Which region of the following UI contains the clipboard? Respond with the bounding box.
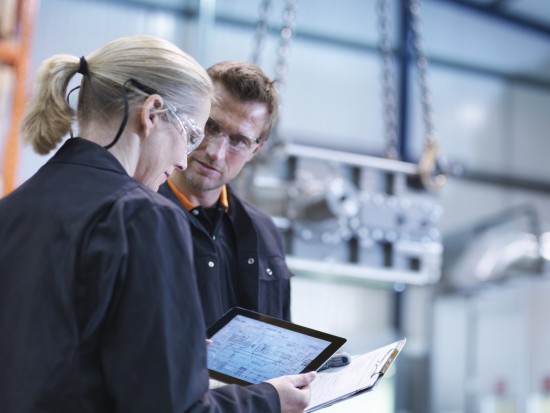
[306,338,406,412]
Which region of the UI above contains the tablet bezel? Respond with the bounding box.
[207,307,347,386]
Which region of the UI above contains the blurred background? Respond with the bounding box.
[2,0,550,412]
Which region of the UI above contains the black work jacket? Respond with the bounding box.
[0,138,279,413]
[159,183,292,328]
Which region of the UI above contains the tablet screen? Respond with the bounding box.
[207,307,347,385]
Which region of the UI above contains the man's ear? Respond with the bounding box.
[140,94,164,136]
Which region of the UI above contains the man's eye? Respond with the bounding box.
[229,136,250,148]
[205,120,220,134]
[189,133,199,145]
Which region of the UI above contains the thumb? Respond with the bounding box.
[290,371,317,388]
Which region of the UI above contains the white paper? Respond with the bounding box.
[306,339,406,412]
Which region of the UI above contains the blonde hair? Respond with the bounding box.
[22,35,212,154]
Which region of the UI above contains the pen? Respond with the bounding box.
[318,352,351,371]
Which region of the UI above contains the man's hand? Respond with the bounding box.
[267,371,317,413]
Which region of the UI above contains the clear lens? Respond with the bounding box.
[182,116,205,154]
[204,117,261,154]
[165,103,205,154]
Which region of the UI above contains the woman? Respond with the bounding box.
[0,35,314,413]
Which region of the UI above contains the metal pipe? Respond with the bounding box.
[285,143,419,175]
[286,256,440,286]
[398,0,412,162]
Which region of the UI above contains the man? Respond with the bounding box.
[159,61,292,328]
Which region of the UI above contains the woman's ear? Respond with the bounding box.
[140,94,164,136]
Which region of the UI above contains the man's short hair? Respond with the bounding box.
[207,61,278,141]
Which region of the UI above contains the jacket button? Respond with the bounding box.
[208,261,215,268]
[248,258,254,264]
[266,268,273,275]
[192,210,199,216]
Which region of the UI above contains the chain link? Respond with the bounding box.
[250,0,272,65]
[376,0,440,154]
[274,0,297,96]
[409,0,448,188]
[376,0,400,160]
[250,0,297,94]
[409,0,438,147]
[244,0,297,166]
[376,0,446,189]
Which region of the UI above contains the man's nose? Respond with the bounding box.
[205,135,228,161]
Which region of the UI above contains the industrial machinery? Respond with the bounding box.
[240,0,447,286]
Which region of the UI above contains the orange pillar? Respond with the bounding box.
[1,0,40,196]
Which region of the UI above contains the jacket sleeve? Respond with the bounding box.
[85,199,280,413]
[187,383,280,413]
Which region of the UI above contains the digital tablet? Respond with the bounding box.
[206,307,347,386]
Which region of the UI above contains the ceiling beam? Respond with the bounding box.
[432,0,550,38]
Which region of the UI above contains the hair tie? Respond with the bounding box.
[77,56,88,76]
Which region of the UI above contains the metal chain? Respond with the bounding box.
[250,0,272,65]
[243,0,297,170]
[376,0,400,160]
[409,0,447,188]
[376,0,446,188]
[274,0,297,96]
[409,0,437,148]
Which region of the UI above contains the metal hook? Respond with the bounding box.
[418,140,447,190]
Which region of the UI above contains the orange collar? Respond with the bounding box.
[167,178,229,211]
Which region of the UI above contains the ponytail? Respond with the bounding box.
[21,55,80,154]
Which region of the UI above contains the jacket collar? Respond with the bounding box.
[165,178,229,212]
[48,137,127,175]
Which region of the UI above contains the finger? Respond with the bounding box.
[289,371,317,387]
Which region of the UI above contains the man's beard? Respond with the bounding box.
[182,167,224,192]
